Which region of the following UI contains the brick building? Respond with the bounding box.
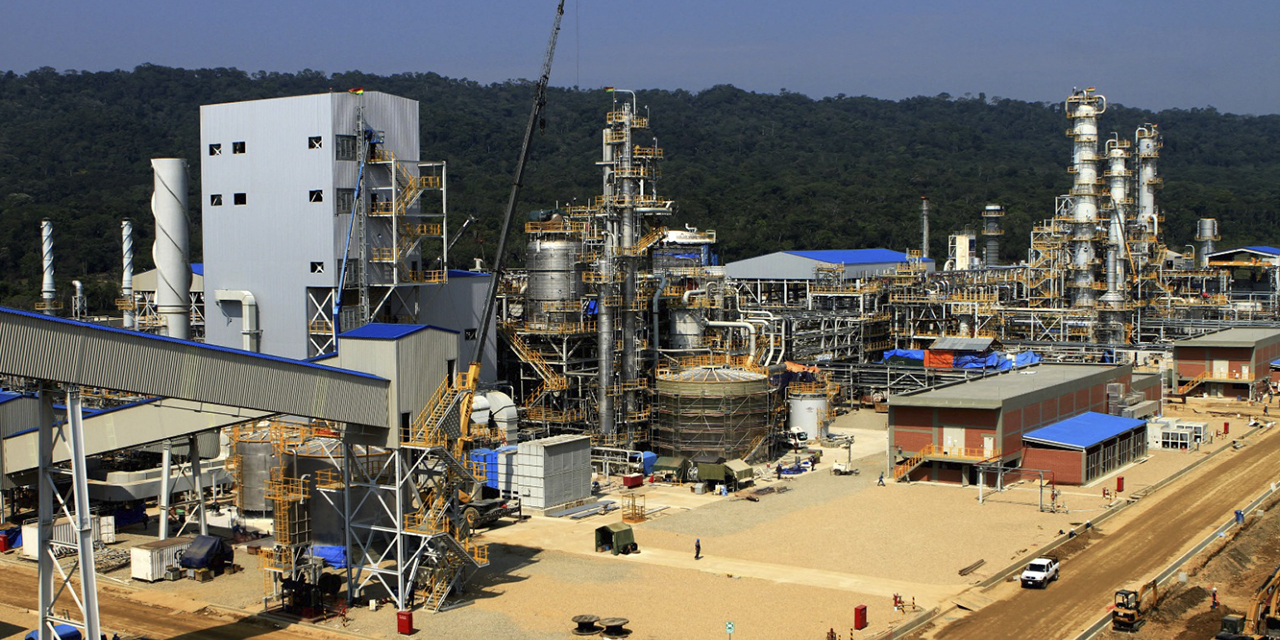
[1022,413,1147,485]
[889,364,1159,485]
[1173,328,1280,399]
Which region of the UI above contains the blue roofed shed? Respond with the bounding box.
[1022,412,1147,485]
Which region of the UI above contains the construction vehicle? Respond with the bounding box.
[830,463,859,476]
[1112,579,1158,631]
[1217,564,1280,639]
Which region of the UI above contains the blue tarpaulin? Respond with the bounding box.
[310,545,347,568]
[882,349,925,363]
[884,349,1040,370]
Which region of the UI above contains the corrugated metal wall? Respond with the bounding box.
[0,311,389,427]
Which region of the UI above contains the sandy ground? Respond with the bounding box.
[1,400,1265,640]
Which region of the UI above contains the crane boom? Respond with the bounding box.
[469,0,565,374]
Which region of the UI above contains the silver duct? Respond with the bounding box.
[920,197,930,259]
[151,158,191,340]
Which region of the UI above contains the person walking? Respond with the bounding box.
[877,472,886,486]
[695,538,701,560]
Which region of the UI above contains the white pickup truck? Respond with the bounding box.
[1020,555,1060,588]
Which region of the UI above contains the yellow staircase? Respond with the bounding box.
[1177,371,1209,396]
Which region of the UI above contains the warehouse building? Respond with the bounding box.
[726,249,934,282]
[1173,328,1280,398]
[889,364,1158,484]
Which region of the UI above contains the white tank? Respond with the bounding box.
[788,392,827,441]
[669,309,704,349]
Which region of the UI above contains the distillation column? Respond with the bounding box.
[1134,125,1162,269]
[617,104,640,440]
[1099,136,1131,342]
[981,204,1003,267]
[1195,218,1219,268]
[1065,89,1106,308]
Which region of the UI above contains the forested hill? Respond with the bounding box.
[2,65,1278,311]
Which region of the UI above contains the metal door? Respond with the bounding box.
[1213,359,1228,379]
[983,435,995,459]
[943,427,964,456]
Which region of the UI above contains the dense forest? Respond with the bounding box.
[1,65,1278,312]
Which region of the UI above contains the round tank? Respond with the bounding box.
[235,436,274,513]
[1195,218,1218,240]
[788,392,827,441]
[526,239,582,322]
[669,309,704,349]
[653,366,774,461]
[287,438,393,547]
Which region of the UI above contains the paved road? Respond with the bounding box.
[931,427,1280,639]
[0,562,348,640]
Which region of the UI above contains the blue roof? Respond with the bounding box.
[1271,357,1280,368]
[783,249,935,265]
[191,263,204,276]
[1242,246,1280,256]
[0,306,386,382]
[340,323,430,340]
[0,390,29,406]
[1023,412,1145,451]
[447,269,489,278]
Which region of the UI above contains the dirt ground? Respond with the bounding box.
[2,399,1269,640]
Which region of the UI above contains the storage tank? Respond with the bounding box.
[653,366,774,461]
[288,438,391,547]
[234,432,274,514]
[1194,218,1219,267]
[788,389,828,441]
[526,238,582,323]
[668,309,704,349]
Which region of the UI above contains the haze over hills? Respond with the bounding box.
[1,65,1277,312]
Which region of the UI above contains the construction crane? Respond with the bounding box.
[1218,565,1280,639]
[466,0,565,390]
[1111,579,1158,632]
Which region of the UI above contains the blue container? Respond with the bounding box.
[470,449,497,489]
[641,451,658,475]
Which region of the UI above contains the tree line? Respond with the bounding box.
[1,65,1277,313]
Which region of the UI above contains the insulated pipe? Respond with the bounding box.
[122,220,135,329]
[189,435,207,537]
[151,158,191,340]
[214,289,261,352]
[159,440,172,540]
[706,321,757,362]
[40,219,55,315]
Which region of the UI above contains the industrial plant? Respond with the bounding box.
[4,60,1280,640]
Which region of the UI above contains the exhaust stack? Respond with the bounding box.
[981,204,1004,267]
[122,220,135,329]
[39,219,58,315]
[151,158,191,340]
[920,197,930,258]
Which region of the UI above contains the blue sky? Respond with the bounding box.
[3,0,1276,115]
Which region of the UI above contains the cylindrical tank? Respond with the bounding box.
[653,366,774,461]
[669,309,704,349]
[788,391,827,441]
[289,439,392,547]
[1195,218,1218,265]
[525,238,582,323]
[235,435,274,514]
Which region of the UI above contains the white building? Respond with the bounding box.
[200,91,450,358]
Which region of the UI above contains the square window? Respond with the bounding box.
[208,143,222,156]
[233,193,247,205]
[309,189,324,203]
[310,262,326,274]
[335,188,355,214]
[232,141,246,154]
[335,135,357,161]
[308,136,323,149]
[210,194,223,206]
